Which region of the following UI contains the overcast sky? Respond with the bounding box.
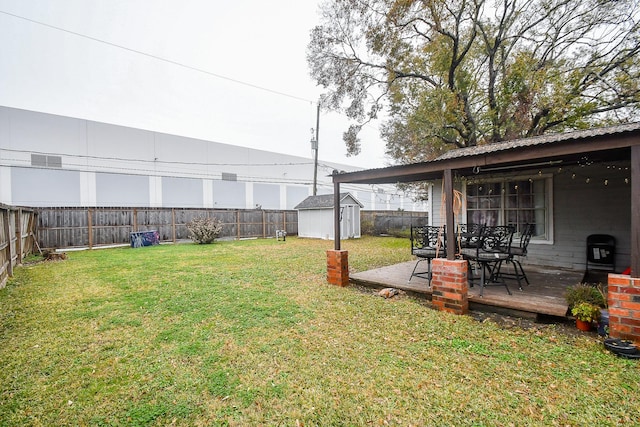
[0,0,388,169]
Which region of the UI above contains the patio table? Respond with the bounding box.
[460,225,515,296]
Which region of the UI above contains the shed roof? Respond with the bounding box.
[294,193,363,210]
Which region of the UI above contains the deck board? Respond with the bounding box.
[350,262,585,317]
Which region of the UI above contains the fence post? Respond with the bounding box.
[262,210,266,238]
[171,208,176,243]
[88,208,93,249]
[3,207,12,278]
[30,210,38,255]
[133,208,138,232]
[236,210,240,240]
[15,208,23,264]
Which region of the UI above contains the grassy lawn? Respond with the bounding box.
[1,236,638,426]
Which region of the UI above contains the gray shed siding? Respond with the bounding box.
[296,193,362,239]
[298,208,334,239]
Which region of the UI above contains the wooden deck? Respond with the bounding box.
[350,261,586,318]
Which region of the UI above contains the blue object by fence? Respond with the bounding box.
[130,230,160,248]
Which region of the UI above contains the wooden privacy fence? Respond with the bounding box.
[360,210,428,235]
[37,207,299,250]
[0,204,38,288]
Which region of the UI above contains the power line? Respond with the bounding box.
[0,9,315,105]
[0,147,314,167]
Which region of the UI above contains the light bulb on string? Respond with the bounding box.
[586,177,590,184]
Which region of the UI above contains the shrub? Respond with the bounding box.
[571,301,601,323]
[565,283,606,309]
[361,219,375,236]
[186,217,223,244]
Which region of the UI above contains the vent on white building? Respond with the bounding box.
[31,154,62,168]
[221,172,237,181]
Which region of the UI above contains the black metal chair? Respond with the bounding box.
[498,223,534,289]
[583,234,616,283]
[409,225,446,286]
[461,225,515,296]
[455,223,483,254]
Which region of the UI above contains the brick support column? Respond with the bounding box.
[608,273,640,345]
[431,258,468,315]
[327,250,349,287]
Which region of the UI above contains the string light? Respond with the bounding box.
[553,160,631,187]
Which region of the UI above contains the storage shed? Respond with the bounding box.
[295,193,363,240]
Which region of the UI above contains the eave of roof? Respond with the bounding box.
[333,123,640,185]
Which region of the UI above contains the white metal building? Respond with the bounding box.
[0,106,426,211]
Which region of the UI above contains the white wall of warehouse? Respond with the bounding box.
[0,106,427,211]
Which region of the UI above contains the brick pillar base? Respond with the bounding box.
[327,250,349,287]
[608,273,640,345]
[431,258,468,315]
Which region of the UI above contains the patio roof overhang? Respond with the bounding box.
[331,123,640,277]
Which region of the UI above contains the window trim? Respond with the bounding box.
[462,173,554,245]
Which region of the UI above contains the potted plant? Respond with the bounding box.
[571,302,601,331]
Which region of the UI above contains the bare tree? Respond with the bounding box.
[308,0,640,162]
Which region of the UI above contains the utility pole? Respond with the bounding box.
[311,101,320,196]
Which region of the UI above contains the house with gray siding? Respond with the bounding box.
[334,123,639,273]
[329,122,640,343]
[425,164,630,272]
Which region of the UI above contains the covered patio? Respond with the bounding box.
[328,123,640,343]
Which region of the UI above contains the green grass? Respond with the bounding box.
[0,236,638,426]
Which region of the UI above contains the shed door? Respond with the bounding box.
[341,205,357,238]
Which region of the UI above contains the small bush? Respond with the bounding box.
[565,283,606,309]
[186,217,223,244]
[361,219,375,236]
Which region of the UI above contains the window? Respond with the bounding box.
[466,176,551,241]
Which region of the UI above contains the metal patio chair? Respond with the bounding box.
[409,225,446,286]
[461,225,515,296]
[497,223,535,289]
